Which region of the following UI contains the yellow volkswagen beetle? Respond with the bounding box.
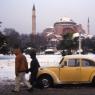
[37,54,95,88]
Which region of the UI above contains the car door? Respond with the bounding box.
[81,59,95,82]
[60,59,81,82]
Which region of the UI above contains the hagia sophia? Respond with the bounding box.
[42,17,85,47]
[32,5,85,47]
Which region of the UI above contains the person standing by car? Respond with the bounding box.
[28,49,40,88]
[12,47,32,92]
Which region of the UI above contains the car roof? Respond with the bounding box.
[64,54,95,61]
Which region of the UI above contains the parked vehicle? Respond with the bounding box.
[37,54,95,88]
[44,49,55,54]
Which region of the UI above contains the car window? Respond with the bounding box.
[82,59,95,67]
[66,59,80,67]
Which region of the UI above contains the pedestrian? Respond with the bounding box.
[28,49,40,88]
[12,47,33,92]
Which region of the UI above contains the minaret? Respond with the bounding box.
[32,4,36,35]
[87,17,90,35]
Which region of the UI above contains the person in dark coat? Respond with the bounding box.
[29,49,40,88]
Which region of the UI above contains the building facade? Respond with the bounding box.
[43,17,85,48]
[54,17,85,35]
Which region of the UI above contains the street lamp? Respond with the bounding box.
[78,24,83,54]
[79,32,82,54]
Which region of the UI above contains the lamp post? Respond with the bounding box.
[78,24,82,54]
[79,32,82,54]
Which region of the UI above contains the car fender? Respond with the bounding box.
[37,68,61,84]
[89,71,95,82]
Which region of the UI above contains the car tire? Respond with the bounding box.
[92,76,95,86]
[37,75,53,88]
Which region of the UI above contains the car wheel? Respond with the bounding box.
[37,75,53,88]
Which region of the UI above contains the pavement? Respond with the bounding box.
[0,80,95,95]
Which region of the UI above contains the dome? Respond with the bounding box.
[54,17,76,26]
[59,17,74,22]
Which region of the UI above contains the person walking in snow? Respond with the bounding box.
[12,47,33,92]
[28,49,40,88]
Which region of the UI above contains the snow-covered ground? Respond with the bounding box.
[0,54,62,82]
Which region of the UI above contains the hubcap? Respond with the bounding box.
[42,79,49,88]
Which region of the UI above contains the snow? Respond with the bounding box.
[0,55,15,81]
[0,54,62,82]
[59,17,74,22]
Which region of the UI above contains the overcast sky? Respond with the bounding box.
[0,0,95,35]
